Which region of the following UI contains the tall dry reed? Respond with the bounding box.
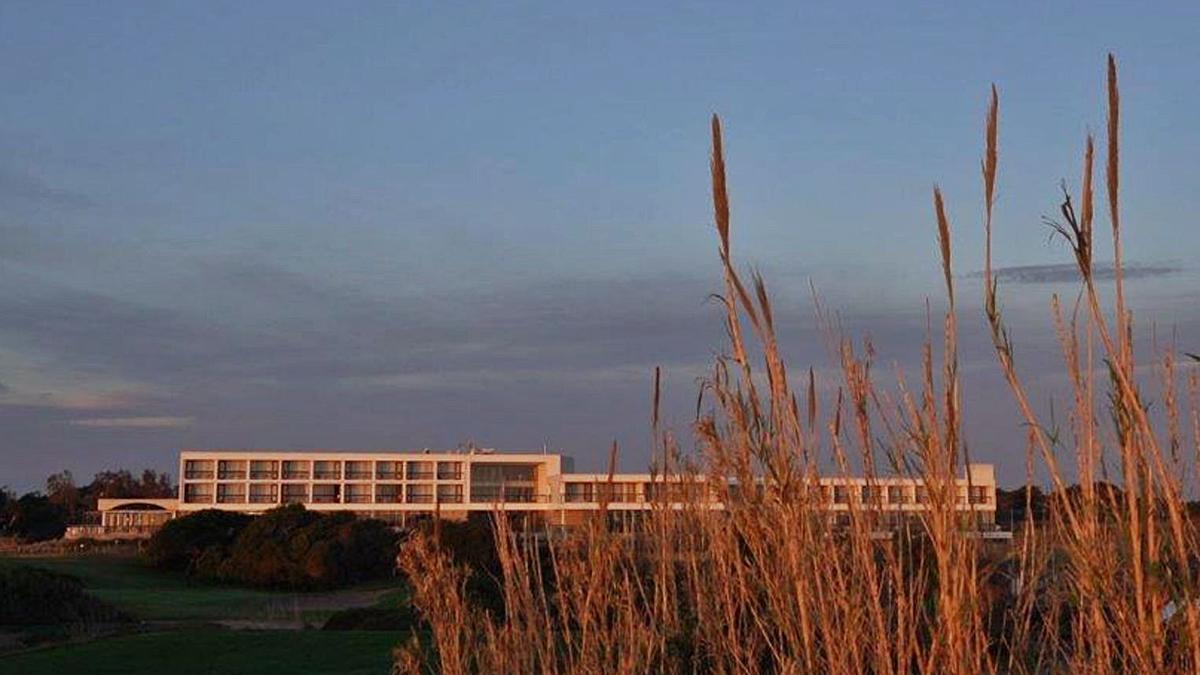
[394,55,1200,674]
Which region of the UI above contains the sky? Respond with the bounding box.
[1,2,1198,491]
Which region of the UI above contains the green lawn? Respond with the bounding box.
[0,629,398,675]
[0,554,290,621]
[0,554,406,623]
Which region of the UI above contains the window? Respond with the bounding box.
[916,486,930,504]
[217,484,246,503]
[437,461,463,480]
[185,460,214,480]
[470,464,535,483]
[503,486,535,503]
[345,461,372,480]
[375,484,402,504]
[833,486,850,504]
[887,486,907,504]
[312,484,341,503]
[184,484,214,504]
[407,484,434,504]
[471,485,502,502]
[250,460,278,480]
[437,484,463,503]
[565,482,594,503]
[282,461,310,480]
[218,460,247,480]
[345,484,372,503]
[249,484,278,504]
[282,484,309,504]
[597,482,637,502]
[314,461,341,480]
[407,461,434,480]
[375,461,401,480]
[969,486,989,505]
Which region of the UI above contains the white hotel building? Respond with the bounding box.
[85,449,1001,538]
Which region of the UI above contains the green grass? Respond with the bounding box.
[0,555,287,621]
[0,554,407,623]
[0,629,398,675]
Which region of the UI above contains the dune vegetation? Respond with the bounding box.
[393,55,1200,674]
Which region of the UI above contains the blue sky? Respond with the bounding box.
[1,2,1198,490]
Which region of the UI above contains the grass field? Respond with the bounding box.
[0,554,404,623]
[0,553,407,673]
[0,628,398,675]
[0,554,300,621]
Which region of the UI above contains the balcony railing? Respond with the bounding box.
[218,471,247,480]
[282,471,310,480]
[185,470,214,480]
[250,471,279,480]
[249,493,278,504]
[345,471,373,480]
[407,471,434,480]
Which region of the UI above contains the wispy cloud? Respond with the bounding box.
[68,416,193,429]
[969,262,1183,284]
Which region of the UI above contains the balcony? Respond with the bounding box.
[374,490,403,504]
[406,488,435,504]
[437,462,464,480]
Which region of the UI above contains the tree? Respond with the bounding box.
[145,508,252,572]
[149,504,400,589]
[46,470,83,522]
[1,493,67,542]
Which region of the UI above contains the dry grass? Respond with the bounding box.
[393,55,1200,674]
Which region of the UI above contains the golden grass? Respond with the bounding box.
[394,55,1200,674]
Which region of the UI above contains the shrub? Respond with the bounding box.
[0,567,129,626]
[148,504,400,590]
[145,508,252,572]
[0,493,67,542]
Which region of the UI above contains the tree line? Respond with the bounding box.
[1,468,174,541]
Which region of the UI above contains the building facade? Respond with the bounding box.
[86,449,1002,537]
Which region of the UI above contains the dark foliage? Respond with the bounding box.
[995,486,1049,528]
[45,468,175,524]
[322,605,422,631]
[147,504,399,590]
[0,468,176,543]
[144,508,253,572]
[430,514,507,617]
[0,492,68,542]
[0,566,130,626]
